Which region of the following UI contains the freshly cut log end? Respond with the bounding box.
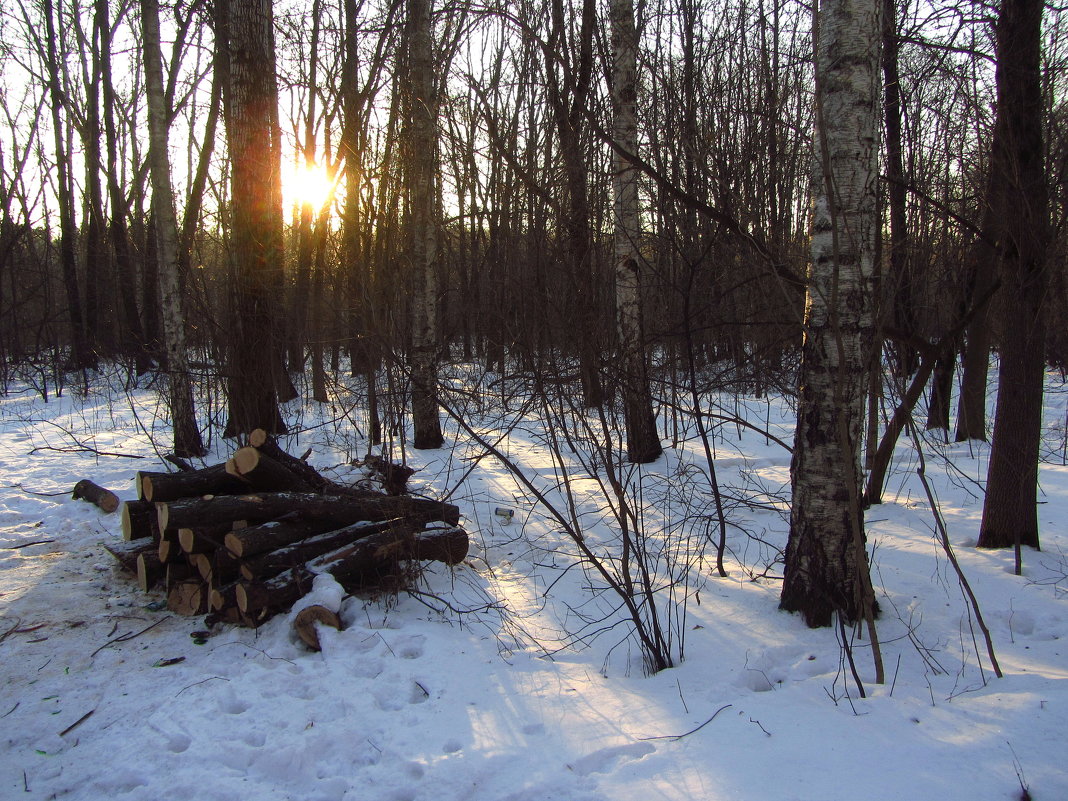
[137,551,164,592]
[193,549,241,585]
[72,479,120,513]
[226,447,314,494]
[121,500,159,541]
[210,583,239,612]
[168,579,209,616]
[293,604,342,651]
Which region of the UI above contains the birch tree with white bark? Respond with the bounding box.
[780,0,882,629]
[141,0,205,457]
[407,0,444,450]
[610,0,661,464]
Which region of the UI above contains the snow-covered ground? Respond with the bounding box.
[1,365,1065,801]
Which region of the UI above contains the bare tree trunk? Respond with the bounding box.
[547,0,603,408]
[141,0,206,457]
[219,0,287,437]
[287,0,323,375]
[882,0,916,378]
[780,0,881,628]
[98,0,150,372]
[611,0,661,464]
[42,0,92,370]
[979,0,1050,551]
[407,0,443,449]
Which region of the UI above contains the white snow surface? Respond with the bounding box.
[1,367,1065,801]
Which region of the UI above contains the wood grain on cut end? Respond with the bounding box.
[293,604,342,651]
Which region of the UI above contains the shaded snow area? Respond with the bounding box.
[1,367,1066,801]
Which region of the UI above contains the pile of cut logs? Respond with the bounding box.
[103,430,467,628]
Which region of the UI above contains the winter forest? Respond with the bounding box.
[1,0,1067,798]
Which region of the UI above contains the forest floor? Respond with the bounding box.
[0,363,1065,801]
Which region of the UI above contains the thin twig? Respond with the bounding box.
[176,676,230,697]
[906,419,1002,678]
[91,618,167,657]
[2,540,55,549]
[638,704,732,741]
[58,709,94,737]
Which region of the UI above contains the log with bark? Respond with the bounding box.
[293,605,341,651]
[109,435,469,626]
[177,520,245,555]
[121,500,160,541]
[223,515,341,559]
[72,479,120,513]
[226,447,314,494]
[102,539,158,574]
[248,429,380,498]
[237,525,468,620]
[191,549,242,586]
[137,550,165,592]
[136,464,249,502]
[238,518,414,582]
[156,491,460,532]
[363,455,416,496]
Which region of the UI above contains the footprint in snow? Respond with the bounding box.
[393,634,426,659]
[568,742,656,777]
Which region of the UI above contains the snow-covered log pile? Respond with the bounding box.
[102,431,466,628]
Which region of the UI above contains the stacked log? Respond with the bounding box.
[104,432,467,627]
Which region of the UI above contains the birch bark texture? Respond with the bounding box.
[140,0,206,457]
[610,0,661,464]
[407,0,444,450]
[780,0,881,627]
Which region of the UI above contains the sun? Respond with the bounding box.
[285,162,336,211]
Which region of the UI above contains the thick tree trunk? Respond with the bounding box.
[611,0,662,464]
[219,0,288,437]
[780,0,882,628]
[978,0,1050,551]
[925,353,954,432]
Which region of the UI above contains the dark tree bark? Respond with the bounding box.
[219,0,288,437]
[42,0,93,370]
[978,0,1050,551]
[98,0,150,372]
[882,0,916,378]
[546,0,604,408]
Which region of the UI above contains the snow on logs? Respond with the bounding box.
[105,433,467,628]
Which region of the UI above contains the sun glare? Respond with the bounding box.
[285,162,336,211]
